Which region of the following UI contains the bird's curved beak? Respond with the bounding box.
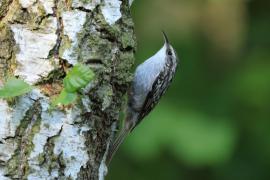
[162,31,170,45]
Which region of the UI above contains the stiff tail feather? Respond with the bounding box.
[106,128,129,165]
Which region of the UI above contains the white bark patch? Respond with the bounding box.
[101,0,122,25]
[19,0,54,14]
[39,0,54,14]
[54,124,90,179]
[72,0,101,10]
[0,92,37,141]
[29,109,65,159]
[0,140,17,162]
[0,100,15,164]
[28,170,57,180]
[28,100,65,179]
[0,90,40,176]
[0,100,12,140]
[27,101,89,179]
[0,169,10,180]
[19,0,36,8]
[11,18,58,84]
[61,10,87,65]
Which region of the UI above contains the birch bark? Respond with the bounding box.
[0,0,135,179]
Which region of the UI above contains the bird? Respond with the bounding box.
[106,32,179,164]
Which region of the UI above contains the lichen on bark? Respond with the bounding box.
[0,0,136,179]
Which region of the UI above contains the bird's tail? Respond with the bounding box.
[106,128,129,165]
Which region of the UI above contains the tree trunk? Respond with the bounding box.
[0,0,136,179]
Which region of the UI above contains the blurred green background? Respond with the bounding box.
[108,0,270,179]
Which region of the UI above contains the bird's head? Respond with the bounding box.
[162,31,178,62]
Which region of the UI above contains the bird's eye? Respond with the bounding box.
[167,50,173,56]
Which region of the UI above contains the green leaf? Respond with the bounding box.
[63,64,95,92]
[51,64,94,107]
[52,89,77,106]
[0,77,33,98]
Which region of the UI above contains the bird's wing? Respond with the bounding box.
[136,55,177,126]
[136,69,168,124]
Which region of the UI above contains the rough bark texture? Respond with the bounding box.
[0,0,136,179]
